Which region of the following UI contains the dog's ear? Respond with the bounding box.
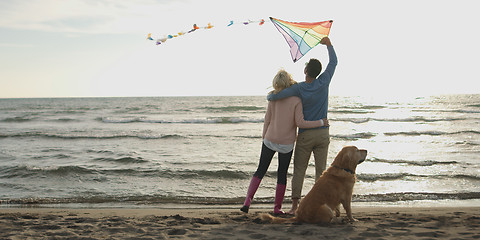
[333,147,350,168]
[340,149,351,168]
[332,148,345,166]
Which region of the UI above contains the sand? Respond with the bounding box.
[0,206,479,239]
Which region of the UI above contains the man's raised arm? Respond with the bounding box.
[320,37,337,81]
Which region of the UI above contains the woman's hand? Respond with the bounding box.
[322,118,329,127]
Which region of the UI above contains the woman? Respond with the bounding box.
[240,69,329,214]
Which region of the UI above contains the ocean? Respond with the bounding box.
[0,95,479,208]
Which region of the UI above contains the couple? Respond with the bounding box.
[241,37,337,215]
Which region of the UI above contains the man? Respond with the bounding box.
[267,37,337,214]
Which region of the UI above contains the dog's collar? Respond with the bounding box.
[333,165,355,174]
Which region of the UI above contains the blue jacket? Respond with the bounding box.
[267,45,337,133]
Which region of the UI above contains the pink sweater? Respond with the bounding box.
[263,96,324,145]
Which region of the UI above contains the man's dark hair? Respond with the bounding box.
[305,58,322,78]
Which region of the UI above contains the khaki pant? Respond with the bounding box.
[291,128,330,199]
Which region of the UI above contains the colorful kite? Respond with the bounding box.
[270,17,333,63]
[147,17,332,63]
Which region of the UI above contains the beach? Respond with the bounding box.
[1,206,479,239]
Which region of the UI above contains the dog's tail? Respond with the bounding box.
[259,213,297,224]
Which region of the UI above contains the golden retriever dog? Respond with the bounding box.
[261,146,367,224]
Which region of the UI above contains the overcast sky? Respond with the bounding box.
[1,0,479,98]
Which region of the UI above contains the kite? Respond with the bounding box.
[147,17,333,63]
[270,17,333,63]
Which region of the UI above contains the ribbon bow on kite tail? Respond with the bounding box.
[269,17,333,63]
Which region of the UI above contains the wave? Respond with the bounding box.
[53,118,80,122]
[113,107,143,114]
[2,115,264,125]
[384,130,480,136]
[201,106,264,112]
[99,169,252,180]
[0,165,98,178]
[456,141,480,146]
[1,130,477,142]
[412,109,480,114]
[52,110,89,114]
[377,117,470,122]
[3,164,478,183]
[171,169,251,180]
[98,117,263,124]
[355,105,385,110]
[331,132,376,140]
[333,116,468,123]
[357,173,480,182]
[370,157,459,166]
[6,130,386,141]
[1,116,81,123]
[93,157,149,164]
[353,192,480,202]
[0,132,187,140]
[0,195,248,206]
[0,165,252,180]
[1,116,35,122]
[333,118,370,123]
[330,110,374,114]
[0,132,262,140]
[331,105,385,112]
[2,191,479,206]
[2,115,473,125]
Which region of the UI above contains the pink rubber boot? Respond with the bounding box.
[274,184,287,215]
[240,176,261,213]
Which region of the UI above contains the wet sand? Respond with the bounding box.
[1,206,479,239]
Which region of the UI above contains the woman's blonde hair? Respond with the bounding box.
[272,69,297,94]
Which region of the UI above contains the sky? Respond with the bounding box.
[0,0,479,98]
